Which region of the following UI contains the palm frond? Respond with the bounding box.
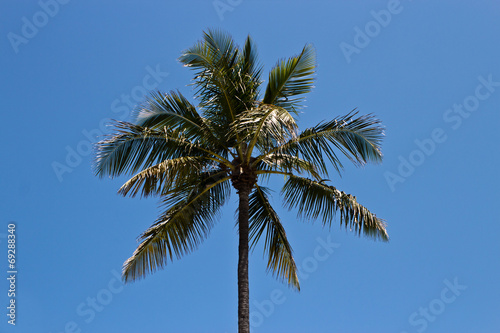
[180,28,238,71]
[304,111,384,166]
[263,44,316,112]
[94,120,232,178]
[94,121,175,178]
[255,111,384,176]
[282,175,388,241]
[118,156,215,198]
[135,90,202,135]
[230,104,297,160]
[238,35,263,94]
[179,29,246,129]
[256,153,321,180]
[249,186,299,290]
[136,90,232,157]
[122,172,231,283]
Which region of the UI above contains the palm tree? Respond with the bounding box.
[94,29,388,333]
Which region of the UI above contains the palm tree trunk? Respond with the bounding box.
[237,187,251,333]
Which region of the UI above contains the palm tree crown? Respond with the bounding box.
[94,29,388,332]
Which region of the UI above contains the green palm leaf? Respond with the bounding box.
[282,175,388,241]
[135,90,203,135]
[255,111,384,176]
[238,35,263,94]
[302,111,384,166]
[256,153,320,181]
[263,44,316,112]
[118,156,211,198]
[249,186,299,289]
[122,172,231,282]
[136,90,232,157]
[179,29,247,130]
[94,121,174,178]
[94,120,231,178]
[230,104,298,161]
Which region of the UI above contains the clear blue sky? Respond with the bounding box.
[2,1,500,332]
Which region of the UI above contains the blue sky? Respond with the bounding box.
[2,1,500,332]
